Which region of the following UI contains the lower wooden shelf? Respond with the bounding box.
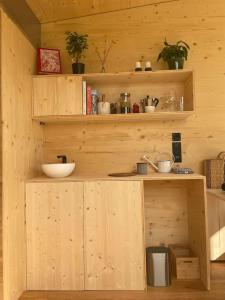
[32,111,194,124]
[18,279,210,300]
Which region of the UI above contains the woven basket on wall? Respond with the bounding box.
[204,152,225,189]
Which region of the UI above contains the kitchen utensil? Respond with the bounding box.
[108,172,137,177]
[137,162,148,175]
[145,105,156,113]
[151,98,159,107]
[142,154,175,173]
[140,98,146,112]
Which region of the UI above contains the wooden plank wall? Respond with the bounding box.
[41,0,225,175]
[1,9,44,300]
[26,0,176,23]
[144,180,189,247]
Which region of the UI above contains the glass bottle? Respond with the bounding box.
[91,90,99,115]
[120,92,131,114]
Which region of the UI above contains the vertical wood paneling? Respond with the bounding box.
[26,182,84,290]
[1,9,44,300]
[84,180,145,290]
[144,180,189,247]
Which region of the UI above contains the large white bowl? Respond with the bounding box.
[41,163,75,178]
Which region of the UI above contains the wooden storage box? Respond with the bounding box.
[169,244,200,280]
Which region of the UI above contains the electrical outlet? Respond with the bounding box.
[172,133,182,163]
[172,132,181,142]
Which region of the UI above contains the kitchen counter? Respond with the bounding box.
[28,173,205,183]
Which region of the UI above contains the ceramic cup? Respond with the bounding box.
[145,105,156,113]
[98,102,110,114]
[137,162,148,175]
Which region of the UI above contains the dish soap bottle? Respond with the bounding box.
[120,92,131,114]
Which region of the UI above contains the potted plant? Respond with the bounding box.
[157,39,190,70]
[65,31,88,74]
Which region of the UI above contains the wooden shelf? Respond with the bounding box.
[33,69,193,83]
[82,69,193,85]
[33,111,193,124]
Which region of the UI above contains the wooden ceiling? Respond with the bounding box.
[26,0,175,23]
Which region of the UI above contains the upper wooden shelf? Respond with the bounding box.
[33,111,193,124]
[32,69,195,124]
[82,69,193,85]
[33,69,193,84]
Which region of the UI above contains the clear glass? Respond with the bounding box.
[160,96,184,112]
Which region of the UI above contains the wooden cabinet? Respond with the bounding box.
[26,182,84,290]
[26,180,145,291]
[207,190,225,261]
[33,75,83,116]
[84,181,145,290]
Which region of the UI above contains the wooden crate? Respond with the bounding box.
[169,244,200,280]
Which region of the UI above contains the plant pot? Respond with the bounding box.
[72,62,85,74]
[167,58,184,70]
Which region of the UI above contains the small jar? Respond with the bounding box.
[91,90,99,114]
[98,94,110,115]
[145,61,152,71]
[135,61,142,72]
[120,92,131,114]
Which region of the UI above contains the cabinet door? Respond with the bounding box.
[84,181,145,290]
[33,75,83,116]
[26,182,84,290]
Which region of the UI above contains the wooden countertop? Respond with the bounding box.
[28,173,205,183]
[207,189,225,201]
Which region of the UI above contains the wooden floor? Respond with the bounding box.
[20,263,225,300]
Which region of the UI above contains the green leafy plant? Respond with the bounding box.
[65,31,88,63]
[157,39,190,66]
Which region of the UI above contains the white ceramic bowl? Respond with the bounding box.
[41,163,75,178]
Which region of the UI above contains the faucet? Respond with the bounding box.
[57,155,67,164]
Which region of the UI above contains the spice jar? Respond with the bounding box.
[120,92,131,114]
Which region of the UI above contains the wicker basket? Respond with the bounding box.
[204,152,225,188]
